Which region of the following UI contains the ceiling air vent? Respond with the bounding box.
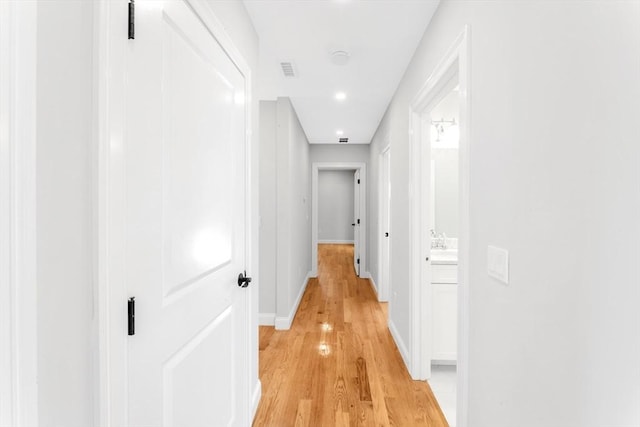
[338,137,349,144]
[280,62,296,78]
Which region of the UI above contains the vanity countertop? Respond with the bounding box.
[430,249,458,265]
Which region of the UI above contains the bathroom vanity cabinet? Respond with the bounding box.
[432,263,457,363]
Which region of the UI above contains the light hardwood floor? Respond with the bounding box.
[253,244,448,426]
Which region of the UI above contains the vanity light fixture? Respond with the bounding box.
[431,118,456,142]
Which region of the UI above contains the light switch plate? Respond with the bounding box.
[488,245,509,284]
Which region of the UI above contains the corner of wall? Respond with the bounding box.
[274,272,311,330]
[388,317,411,375]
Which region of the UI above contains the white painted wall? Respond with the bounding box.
[263,97,312,329]
[259,101,277,319]
[286,99,312,316]
[369,1,640,425]
[36,2,94,425]
[309,144,369,163]
[318,170,354,243]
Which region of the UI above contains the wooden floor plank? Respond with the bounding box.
[253,244,449,427]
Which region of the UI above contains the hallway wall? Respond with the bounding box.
[309,143,369,163]
[259,97,312,328]
[259,101,277,318]
[369,1,640,426]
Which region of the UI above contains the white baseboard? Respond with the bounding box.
[258,313,276,326]
[275,272,311,330]
[388,318,411,374]
[318,239,354,244]
[364,272,379,297]
[251,379,262,422]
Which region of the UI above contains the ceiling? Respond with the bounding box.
[243,0,440,144]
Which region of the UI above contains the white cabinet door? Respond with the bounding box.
[124,1,250,425]
[432,283,457,362]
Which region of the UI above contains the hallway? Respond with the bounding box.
[253,244,448,426]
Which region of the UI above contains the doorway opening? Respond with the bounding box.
[311,162,367,279]
[427,83,460,426]
[408,26,470,427]
[317,169,358,273]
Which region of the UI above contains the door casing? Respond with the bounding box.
[0,2,38,425]
[353,169,361,275]
[311,162,367,279]
[408,25,471,427]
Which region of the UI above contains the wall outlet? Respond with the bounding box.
[487,245,509,285]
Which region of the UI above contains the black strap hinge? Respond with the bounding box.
[128,1,135,40]
[128,297,135,335]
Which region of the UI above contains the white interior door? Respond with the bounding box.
[353,169,360,276]
[380,148,391,301]
[124,1,250,425]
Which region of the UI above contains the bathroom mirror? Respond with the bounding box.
[430,89,459,238]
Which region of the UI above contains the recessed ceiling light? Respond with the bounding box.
[335,92,346,101]
[336,130,344,136]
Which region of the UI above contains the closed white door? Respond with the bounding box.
[353,170,360,276]
[124,1,250,425]
[380,148,391,301]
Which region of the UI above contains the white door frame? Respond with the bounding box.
[353,169,360,275]
[0,1,39,425]
[408,26,471,426]
[93,0,256,424]
[311,162,367,278]
[377,146,391,302]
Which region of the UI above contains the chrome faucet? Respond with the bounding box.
[430,229,447,250]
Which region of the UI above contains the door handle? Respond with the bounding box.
[385,232,389,237]
[237,271,252,288]
[351,223,355,226]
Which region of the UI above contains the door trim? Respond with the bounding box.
[0,1,39,425]
[408,25,471,426]
[93,1,256,425]
[311,162,367,278]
